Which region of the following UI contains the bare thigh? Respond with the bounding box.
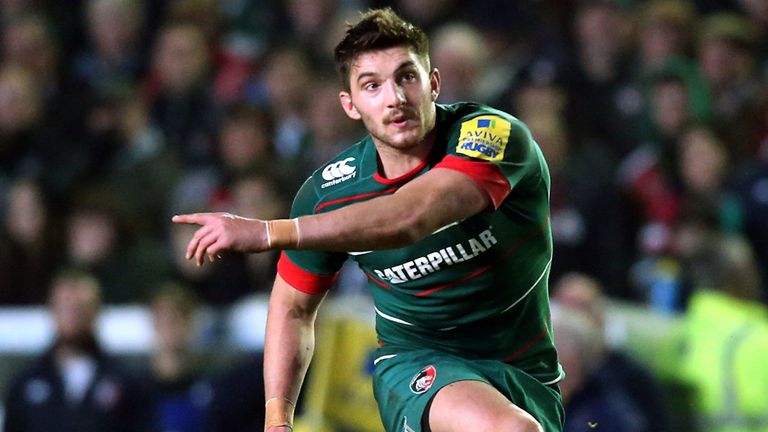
[428,380,543,432]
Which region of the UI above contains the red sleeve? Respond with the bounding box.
[277,252,338,295]
[434,155,510,209]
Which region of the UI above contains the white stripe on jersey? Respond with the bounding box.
[374,306,414,326]
[541,367,566,385]
[373,354,398,365]
[500,256,552,314]
[431,221,459,235]
[348,221,461,256]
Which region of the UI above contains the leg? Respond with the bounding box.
[428,380,543,432]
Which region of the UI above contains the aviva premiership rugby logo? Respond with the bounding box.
[456,115,511,161]
[409,365,437,394]
[321,157,356,188]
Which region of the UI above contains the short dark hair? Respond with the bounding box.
[334,7,429,90]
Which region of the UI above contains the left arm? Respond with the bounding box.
[300,167,489,250]
[173,168,489,265]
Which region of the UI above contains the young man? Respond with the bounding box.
[173,8,564,432]
[3,271,145,432]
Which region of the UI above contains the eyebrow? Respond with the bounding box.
[355,60,418,84]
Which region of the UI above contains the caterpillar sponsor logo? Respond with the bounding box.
[409,365,437,394]
[456,115,511,161]
[373,229,497,284]
[321,157,356,188]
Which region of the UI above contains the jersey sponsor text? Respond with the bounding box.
[456,115,511,161]
[373,228,498,284]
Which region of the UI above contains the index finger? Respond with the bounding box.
[172,213,210,225]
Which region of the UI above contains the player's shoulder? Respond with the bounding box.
[310,137,372,187]
[439,102,527,132]
[439,102,534,162]
[292,136,375,210]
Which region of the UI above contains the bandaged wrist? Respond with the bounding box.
[265,397,295,430]
[265,218,301,249]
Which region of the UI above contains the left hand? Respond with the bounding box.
[172,212,268,266]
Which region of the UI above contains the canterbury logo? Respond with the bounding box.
[322,157,356,180]
[321,157,357,188]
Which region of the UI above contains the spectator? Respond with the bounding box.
[680,234,768,431]
[80,87,181,237]
[378,0,460,33]
[696,12,762,162]
[73,0,146,96]
[145,21,219,167]
[1,13,94,205]
[0,178,62,305]
[525,110,630,298]
[636,1,696,75]
[634,1,713,131]
[0,65,45,181]
[552,272,673,432]
[619,73,693,260]
[553,305,648,432]
[2,270,144,432]
[63,190,169,303]
[727,149,768,300]
[254,44,312,164]
[734,0,768,76]
[215,104,278,185]
[280,0,342,55]
[559,0,643,161]
[678,126,730,216]
[430,22,489,103]
[143,282,214,432]
[204,354,266,432]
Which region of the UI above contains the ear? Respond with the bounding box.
[339,91,361,120]
[429,68,441,101]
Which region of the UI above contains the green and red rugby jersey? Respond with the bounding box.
[278,102,563,385]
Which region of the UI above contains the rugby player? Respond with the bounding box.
[174,8,564,432]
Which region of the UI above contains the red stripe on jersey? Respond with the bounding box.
[413,217,549,297]
[277,252,338,295]
[365,272,393,290]
[414,264,492,297]
[314,186,399,212]
[434,155,510,209]
[373,158,429,185]
[502,326,548,362]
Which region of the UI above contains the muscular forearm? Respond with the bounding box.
[298,192,424,251]
[297,168,488,251]
[263,279,323,430]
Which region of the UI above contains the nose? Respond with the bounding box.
[383,79,406,107]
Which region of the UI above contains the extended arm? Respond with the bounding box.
[300,167,488,250]
[263,275,326,432]
[173,168,490,264]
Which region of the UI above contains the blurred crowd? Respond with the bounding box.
[1,0,768,431]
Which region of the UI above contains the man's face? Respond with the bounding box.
[339,46,439,151]
[50,280,100,343]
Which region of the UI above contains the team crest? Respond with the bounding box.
[409,365,437,394]
[456,115,511,161]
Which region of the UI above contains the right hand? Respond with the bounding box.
[171,212,268,266]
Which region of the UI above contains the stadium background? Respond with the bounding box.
[0,0,767,430]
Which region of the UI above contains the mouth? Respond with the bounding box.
[386,111,417,128]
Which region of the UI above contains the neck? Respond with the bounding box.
[375,130,435,178]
